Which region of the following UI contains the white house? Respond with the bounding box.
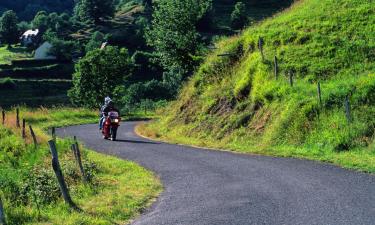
[34,42,57,60]
[20,29,40,47]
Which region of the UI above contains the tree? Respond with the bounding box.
[0,10,19,47]
[75,0,114,24]
[231,2,248,30]
[68,46,133,108]
[43,30,76,61]
[146,0,211,74]
[32,11,49,32]
[85,31,106,53]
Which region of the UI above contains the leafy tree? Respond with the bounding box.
[75,0,115,24]
[55,13,72,35]
[85,31,106,53]
[0,10,19,47]
[146,0,211,74]
[230,2,247,30]
[32,11,49,32]
[68,46,132,108]
[17,21,31,33]
[43,30,76,60]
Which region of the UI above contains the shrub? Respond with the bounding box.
[230,2,247,30]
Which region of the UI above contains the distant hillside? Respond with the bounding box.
[142,0,375,172]
[0,0,74,20]
[72,0,293,49]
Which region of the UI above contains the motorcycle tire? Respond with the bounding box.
[110,127,117,141]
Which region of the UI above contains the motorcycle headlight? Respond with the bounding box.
[114,119,119,123]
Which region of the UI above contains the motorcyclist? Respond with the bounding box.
[99,97,120,130]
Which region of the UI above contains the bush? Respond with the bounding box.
[230,2,247,30]
[69,46,133,108]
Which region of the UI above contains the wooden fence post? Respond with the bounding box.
[29,125,38,148]
[22,119,26,139]
[48,140,78,210]
[73,144,87,183]
[72,136,87,182]
[1,110,4,125]
[317,82,322,106]
[274,56,278,79]
[258,37,264,61]
[344,96,352,123]
[289,71,294,87]
[51,127,56,143]
[0,195,6,225]
[16,108,20,128]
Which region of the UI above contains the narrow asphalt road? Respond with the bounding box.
[57,122,375,225]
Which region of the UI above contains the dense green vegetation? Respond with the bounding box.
[139,0,375,172]
[0,107,161,224]
[0,0,293,109]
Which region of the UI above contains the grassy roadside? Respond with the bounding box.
[137,122,375,173]
[0,107,162,224]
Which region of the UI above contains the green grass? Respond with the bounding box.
[139,0,375,173]
[0,45,31,65]
[0,107,162,224]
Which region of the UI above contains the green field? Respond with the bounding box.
[139,0,375,172]
[0,107,162,224]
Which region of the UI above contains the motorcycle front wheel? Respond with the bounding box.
[110,127,118,141]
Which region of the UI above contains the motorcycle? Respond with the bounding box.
[102,111,121,141]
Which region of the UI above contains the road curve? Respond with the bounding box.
[57,122,375,225]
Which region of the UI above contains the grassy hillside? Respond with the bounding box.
[140,0,375,172]
[0,107,162,224]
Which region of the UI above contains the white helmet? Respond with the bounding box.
[105,96,112,105]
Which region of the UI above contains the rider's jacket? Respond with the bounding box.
[101,103,120,117]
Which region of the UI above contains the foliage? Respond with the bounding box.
[33,11,73,36]
[31,10,48,32]
[146,0,211,73]
[75,0,115,24]
[85,31,106,53]
[0,10,19,46]
[69,46,132,108]
[42,31,77,61]
[230,2,247,30]
[17,21,30,33]
[141,0,375,172]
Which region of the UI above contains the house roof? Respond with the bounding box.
[22,29,39,37]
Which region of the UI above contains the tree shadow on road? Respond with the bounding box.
[115,139,160,144]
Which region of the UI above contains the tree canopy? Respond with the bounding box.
[231,2,247,30]
[146,0,212,73]
[68,46,132,108]
[74,0,115,24]
[0,10,19,46]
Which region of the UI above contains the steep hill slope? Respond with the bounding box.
[141,0,375,172]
